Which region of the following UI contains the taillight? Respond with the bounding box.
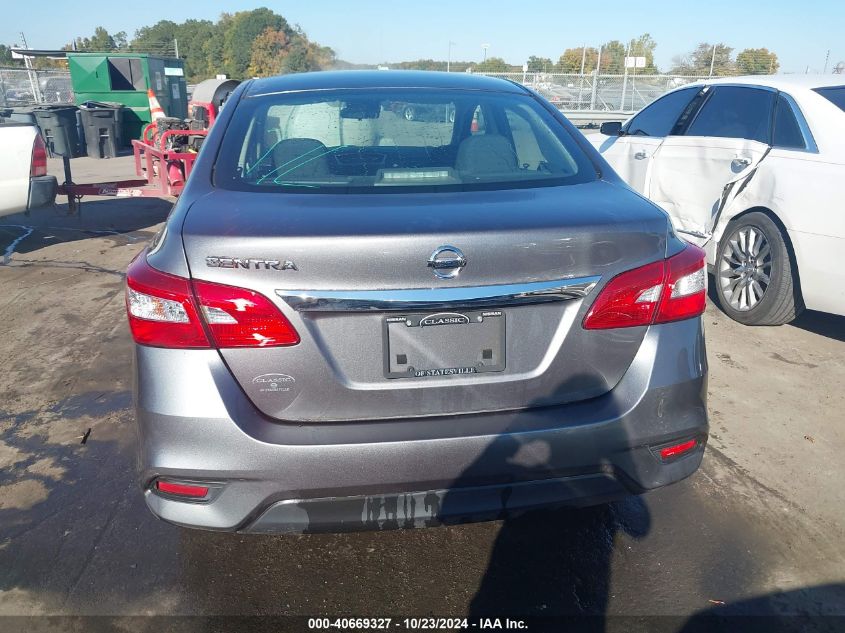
[654,245,707,324]
[193,280,300,347]
[582,260,665,329]
[31,134,48,177]
[126,253,210,348]
[583,245,706,330]
[125,252,299,349]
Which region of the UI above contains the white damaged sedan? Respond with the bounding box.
[590,75,845,325]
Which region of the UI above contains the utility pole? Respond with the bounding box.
[709,44,716,78]
[823,49,830,74]
[481,43,489,63]
[630,42,637,111]
[578,44,587,109]
[590,45,602,110]
[447,41,455,72]
[621,42,630,111]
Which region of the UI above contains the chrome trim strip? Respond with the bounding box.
[277,276,601,312]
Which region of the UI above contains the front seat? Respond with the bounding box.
[271,138,331,179]
[455,134,519,176]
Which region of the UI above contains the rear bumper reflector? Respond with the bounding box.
[155,480,210,499]
[657,438,698,461]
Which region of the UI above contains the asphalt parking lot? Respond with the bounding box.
[1,155,844,630]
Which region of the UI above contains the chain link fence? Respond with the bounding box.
[476,71,711,118]
[0,67,721,120]
[0,68,74,107]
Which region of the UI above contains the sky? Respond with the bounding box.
[3,0,844,74]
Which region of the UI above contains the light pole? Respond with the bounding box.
[481,43,490,63]
[709,44,716,78]
[447,41,456,72]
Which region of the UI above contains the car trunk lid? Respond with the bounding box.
[181,180,669,422]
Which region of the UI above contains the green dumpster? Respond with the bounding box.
[67,52,187,144]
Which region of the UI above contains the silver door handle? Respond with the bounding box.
[634,151,648,160]
[732,157,751,168]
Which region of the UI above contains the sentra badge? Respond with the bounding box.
[207,256,297,271]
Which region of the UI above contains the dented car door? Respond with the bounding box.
[647,86,775,244]
[649,136,769,243]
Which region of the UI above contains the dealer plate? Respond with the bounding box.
[383,310,506,379]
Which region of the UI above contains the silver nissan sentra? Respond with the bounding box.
[126,71,708,533]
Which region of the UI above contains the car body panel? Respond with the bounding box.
[709,151,845,314]
[136,317,707,532]
[648,136,769,241]
[132,71,708,531]
[592,135,663,195]
[588,75,845,317]
[0,123,57,217]
[181,182,670,421]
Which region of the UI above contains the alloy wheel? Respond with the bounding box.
[718,225,773,311]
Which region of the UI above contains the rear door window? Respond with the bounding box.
[685,86,775,143]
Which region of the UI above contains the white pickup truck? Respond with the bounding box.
[0,122,57,216]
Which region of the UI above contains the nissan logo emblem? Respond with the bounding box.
[427,245,467,279]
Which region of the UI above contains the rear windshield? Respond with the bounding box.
[814,86,845,112]
[214,88,597,193]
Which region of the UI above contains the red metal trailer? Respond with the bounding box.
[57,77,239,214]
[58,126,207,214]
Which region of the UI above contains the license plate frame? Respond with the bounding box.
[382,310,506,379]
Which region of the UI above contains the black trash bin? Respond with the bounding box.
[79,102,125,159]
[74,109,87,156]
[32,105,82,157]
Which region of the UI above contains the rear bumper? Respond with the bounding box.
[135,318,708,533]
[27,175,57,210]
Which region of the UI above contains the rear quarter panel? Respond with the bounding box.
[712,151,845,315]
[0,124,36,217]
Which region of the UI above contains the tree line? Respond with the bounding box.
[431,36,778,76]
[1,17,780,80]
[0,8,336,81]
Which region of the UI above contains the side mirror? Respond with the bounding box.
[600,121,623,136]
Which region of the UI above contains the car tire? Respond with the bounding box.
[403,106,415,121]
[714,212,804,326]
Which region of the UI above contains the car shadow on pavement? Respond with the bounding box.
[177,373,661,628]
[707,273,845,342]
[0,197,171,261]
[677,583,845,633]
[447,467,650,623]
[435,377,651,629]
[789,311,845,343]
